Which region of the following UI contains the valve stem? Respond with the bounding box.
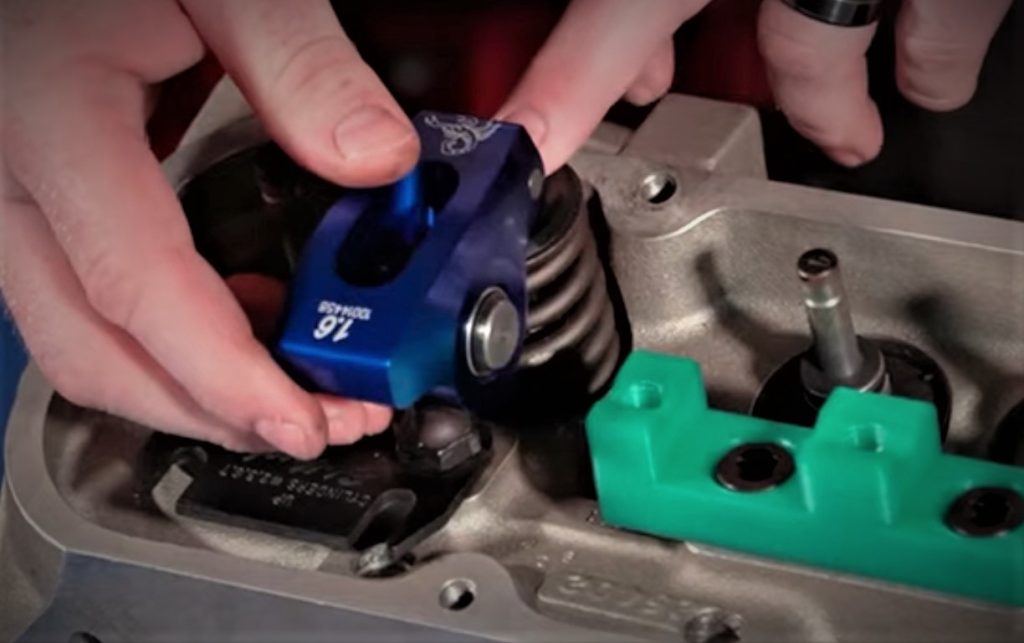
[797,248,888,397]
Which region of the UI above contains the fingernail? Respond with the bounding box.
[320,398,365,444]
[334,106,416,160]
[831,149,870,167]
[502,107,548,147]
[363,403,394,434]
[254,418,320,458]
[625,81,661,107]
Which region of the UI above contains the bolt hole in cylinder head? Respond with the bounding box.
[639,171,677,205]
[438,578,476,611]
[752,247,952,437]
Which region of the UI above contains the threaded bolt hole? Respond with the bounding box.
[946,487,1024,537]
[639,171,677,204]
[439,578,476,611]
[715,443,795,491]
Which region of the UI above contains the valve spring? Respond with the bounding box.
[521,167,621,394]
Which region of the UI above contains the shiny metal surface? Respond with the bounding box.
[277,112,539,408]
[467,288,521,376]
[3,93,1023,642]
[781,0,883,27]
[797,248,888,394]
[798,248,865,382]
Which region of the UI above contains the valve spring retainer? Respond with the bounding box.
[521,167,621,395]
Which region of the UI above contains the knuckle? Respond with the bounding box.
[80,244,192,332]
[898,35,968,75]
[187,383,255,428]
[270,35,369,103]
[898,77,973,111]
[79,248,148,330]
[213,432,266,454]
[896,37,977,110]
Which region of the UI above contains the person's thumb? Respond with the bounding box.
[182,0,419,187]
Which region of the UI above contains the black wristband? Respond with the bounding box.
[781,0,883,27]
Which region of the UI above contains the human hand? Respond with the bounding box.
[497,0,1013,171]
[2,0,1010,461]
[1,0,419,458]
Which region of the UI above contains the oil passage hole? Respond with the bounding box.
[639,171,677,204]
[626,381,662,409]
[946,487,1024,537]
[715,443,795,492]
[439,578,476,611]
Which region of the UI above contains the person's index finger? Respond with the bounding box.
[758,0,883,166]
[5,72,328,459]
[181,0,419,188]
[496,0,709,173]
[1,190,270,454]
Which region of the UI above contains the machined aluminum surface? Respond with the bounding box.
[2,93,1022,642]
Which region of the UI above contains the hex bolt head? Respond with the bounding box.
[395,404,485,473]
[945,486,1024,537]
[466,287,521,377]
[715,443,795,492]
[418,405,474,450]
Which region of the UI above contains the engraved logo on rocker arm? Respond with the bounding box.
[424,114,501,156]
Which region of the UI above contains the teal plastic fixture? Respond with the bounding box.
[586,351,1024,606]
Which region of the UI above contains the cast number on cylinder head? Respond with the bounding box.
[313,301,372,343]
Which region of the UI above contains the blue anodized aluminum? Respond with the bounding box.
[277,112,542,408]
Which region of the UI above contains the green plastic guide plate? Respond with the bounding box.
[586,351,1024,606]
